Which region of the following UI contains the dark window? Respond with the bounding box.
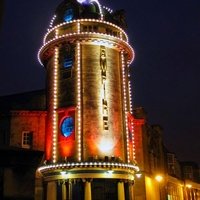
[83,26,87,31]
[93,26,98,32]
[113,31,117,36]
[89,26,92,32]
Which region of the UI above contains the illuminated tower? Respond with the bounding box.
[36,0,139,199]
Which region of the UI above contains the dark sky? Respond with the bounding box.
[0,0,200,165]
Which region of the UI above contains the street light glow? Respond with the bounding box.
[135,171,142,179]
[186,184,192,188]
[155,175,163,182]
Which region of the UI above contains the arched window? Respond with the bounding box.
[64,8,73,22]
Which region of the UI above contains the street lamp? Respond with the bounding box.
[155,174,164,200]
[135,171,142,179]
[186,184,192,189]
[155,175,163,182]
[185,183,192,200]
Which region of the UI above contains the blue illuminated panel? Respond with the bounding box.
[61,117,74,137]
[64,58,73,68]
[64,9,73,22]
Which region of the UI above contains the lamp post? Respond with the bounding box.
[185,183,192,200]
[155,174,164,200]
[135,171,142,179]
[133,170,143,200]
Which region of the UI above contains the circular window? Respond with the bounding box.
[61,117,74,137]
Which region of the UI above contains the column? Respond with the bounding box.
[47,181,57,200]
[129,182,134,200]
[84,181,92,200]
[118,181,125,200]
[35,177,43,200]
[68,181,72,200]
[62,182,67,200]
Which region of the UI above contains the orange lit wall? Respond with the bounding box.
[81,45,125,160]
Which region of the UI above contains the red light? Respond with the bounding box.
[58,107,76,158]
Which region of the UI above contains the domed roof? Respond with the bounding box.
[51,0,127,29]
[53,0,102,26]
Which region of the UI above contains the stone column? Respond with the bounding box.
[84,181,92,200]
[35,171,43,200]
[68,181,72,200]
[62,182,67,200]
[47,181,57,200]
[118,181,125,200]
[128,182,134,200]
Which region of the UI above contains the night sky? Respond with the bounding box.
[0,0,200,165]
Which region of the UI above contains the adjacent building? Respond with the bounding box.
[133,107,200,200]
[0,90,46,200]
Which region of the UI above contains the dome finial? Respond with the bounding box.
[77,0,91,3]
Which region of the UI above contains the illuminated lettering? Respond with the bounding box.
[100,46,107,83]
[103,116,109,130]
[100,46,109,130]
[102,99,108,115]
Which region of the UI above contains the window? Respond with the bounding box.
[22,131,33,149]
[83,26,87,31]
[63,57,73,79]
[167,154,175,164]
[82,25,98,32]
[61,117,74,137]
[89,25,92,32]
[64,9,73,22]
[64,57,73,68]
[184,166,194,179]
[93,26,98,32]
